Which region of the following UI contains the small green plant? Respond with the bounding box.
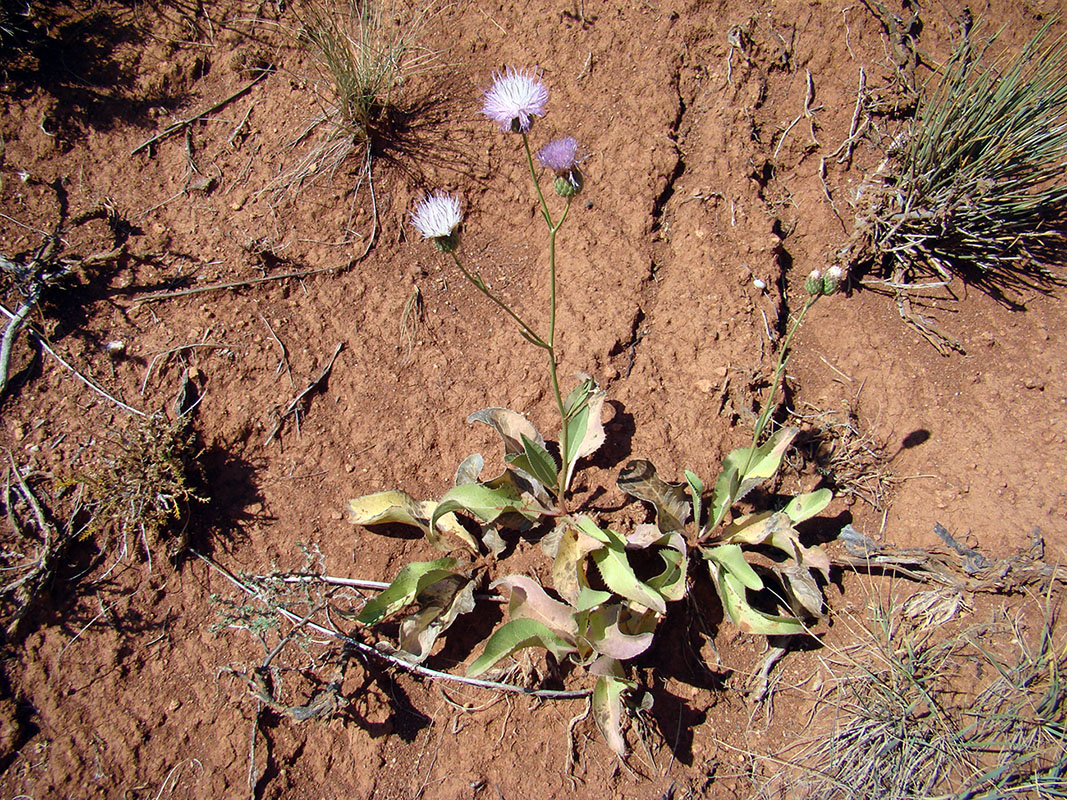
[77,411,203,565]
[842,21,1067,348]
[343,68,846,755]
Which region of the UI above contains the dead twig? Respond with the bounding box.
[133,264,343,304]
[0,303,146,415]
[131,69,272,156]
[835,524,1064,593]
[1,451,68,637]
[259,313,293,388]
[264,342,344,446]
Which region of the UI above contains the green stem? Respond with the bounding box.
[449,252,548,350]
[743,293,820,473]
[523,133,553,228]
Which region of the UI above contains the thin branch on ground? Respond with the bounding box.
[0,303,146,416]
[131,69,273,156]
[264,342,344,445]
[194,551,592,700]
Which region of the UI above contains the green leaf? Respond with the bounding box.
[430,483,538,533]
[648,542,688,602]
[562,380,606,491]
[575,515,611,544]
[708,428,798,529]
[716,570,806,636]
[467,619,577,677]
[592,541,668,615]
[782,488,833,523]
[507,434,559,493]
[617,460,690,533]
[563,376,595,418]
[684,469,704,529]
[575,586,613,612]
[592,675,628,757]
[704,543,763,591]
[356,558,460,626]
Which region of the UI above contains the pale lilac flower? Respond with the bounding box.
[481,67,549,133]
[411,191,462,252]
[536,137,579,172]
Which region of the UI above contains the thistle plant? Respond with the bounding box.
[346,66,843,755]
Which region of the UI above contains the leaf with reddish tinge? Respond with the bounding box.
[585,604,654,660]
[493,575,578,639]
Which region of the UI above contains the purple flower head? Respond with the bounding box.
[536,137,580,173]
[411,191,462,252]
[481,67,549,133]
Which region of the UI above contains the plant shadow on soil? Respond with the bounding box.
[1,3,191,143]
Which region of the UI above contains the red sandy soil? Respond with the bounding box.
[0,0,1064,797]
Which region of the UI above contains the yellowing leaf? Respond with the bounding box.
[553,522,603,604]
[346,490,478,553]
[593,675,628,757]
[467,407,545,455]
[398,575,476,662]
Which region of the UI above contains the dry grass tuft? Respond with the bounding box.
[76,411,204,565]
[789,590,1067,799]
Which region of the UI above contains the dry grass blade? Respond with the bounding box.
[280,0,439,188]
[793,592,1067,799]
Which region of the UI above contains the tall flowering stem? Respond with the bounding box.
[521,131,574,501]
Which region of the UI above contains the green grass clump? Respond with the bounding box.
[856,22,1067,295]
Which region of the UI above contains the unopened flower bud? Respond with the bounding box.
[822,266,845,296]
[554,169,583,197]
[804,269,823,296]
